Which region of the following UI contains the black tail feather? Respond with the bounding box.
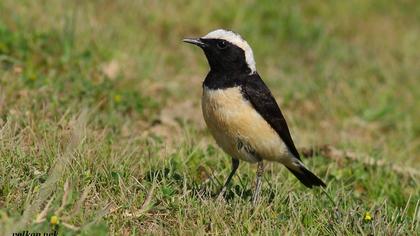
[286,165,326,188]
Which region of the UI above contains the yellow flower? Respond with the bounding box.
[363,212,372,221]
[50,215,59,225]
[113,94,122,103]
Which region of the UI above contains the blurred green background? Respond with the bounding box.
[0,0,419,235]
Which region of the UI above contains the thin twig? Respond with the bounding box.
[300,145,420,178]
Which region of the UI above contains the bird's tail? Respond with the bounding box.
[286,162,326,188]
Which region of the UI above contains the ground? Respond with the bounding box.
[0,0,419,235]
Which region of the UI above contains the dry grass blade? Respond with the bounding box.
[33,195,55,223]
[69,183,94,217]
[55,178,71,216]
[123,183,156,218]
[62,222,81,231]
[80,203,115,230]
[5,110,88,235]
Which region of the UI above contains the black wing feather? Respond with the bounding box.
[241,73,301,160]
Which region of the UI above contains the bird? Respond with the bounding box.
[183,29,326,205]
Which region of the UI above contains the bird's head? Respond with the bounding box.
[183,29,256,75]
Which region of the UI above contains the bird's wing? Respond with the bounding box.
[241,73,301,160]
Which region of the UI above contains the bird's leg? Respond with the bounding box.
[252,161,264,206]
[217,158,239,200]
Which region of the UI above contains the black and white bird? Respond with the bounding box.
[183,29,326,204]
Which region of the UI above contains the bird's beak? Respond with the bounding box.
[182,38,207,48]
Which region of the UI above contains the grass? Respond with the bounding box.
[0,0,419,235]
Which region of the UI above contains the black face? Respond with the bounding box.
[184,38,251,74]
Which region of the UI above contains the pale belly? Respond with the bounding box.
[201,86,289,163]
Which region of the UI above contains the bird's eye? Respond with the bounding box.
[217,41,227,49]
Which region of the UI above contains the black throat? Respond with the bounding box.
[203,70,253,90]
